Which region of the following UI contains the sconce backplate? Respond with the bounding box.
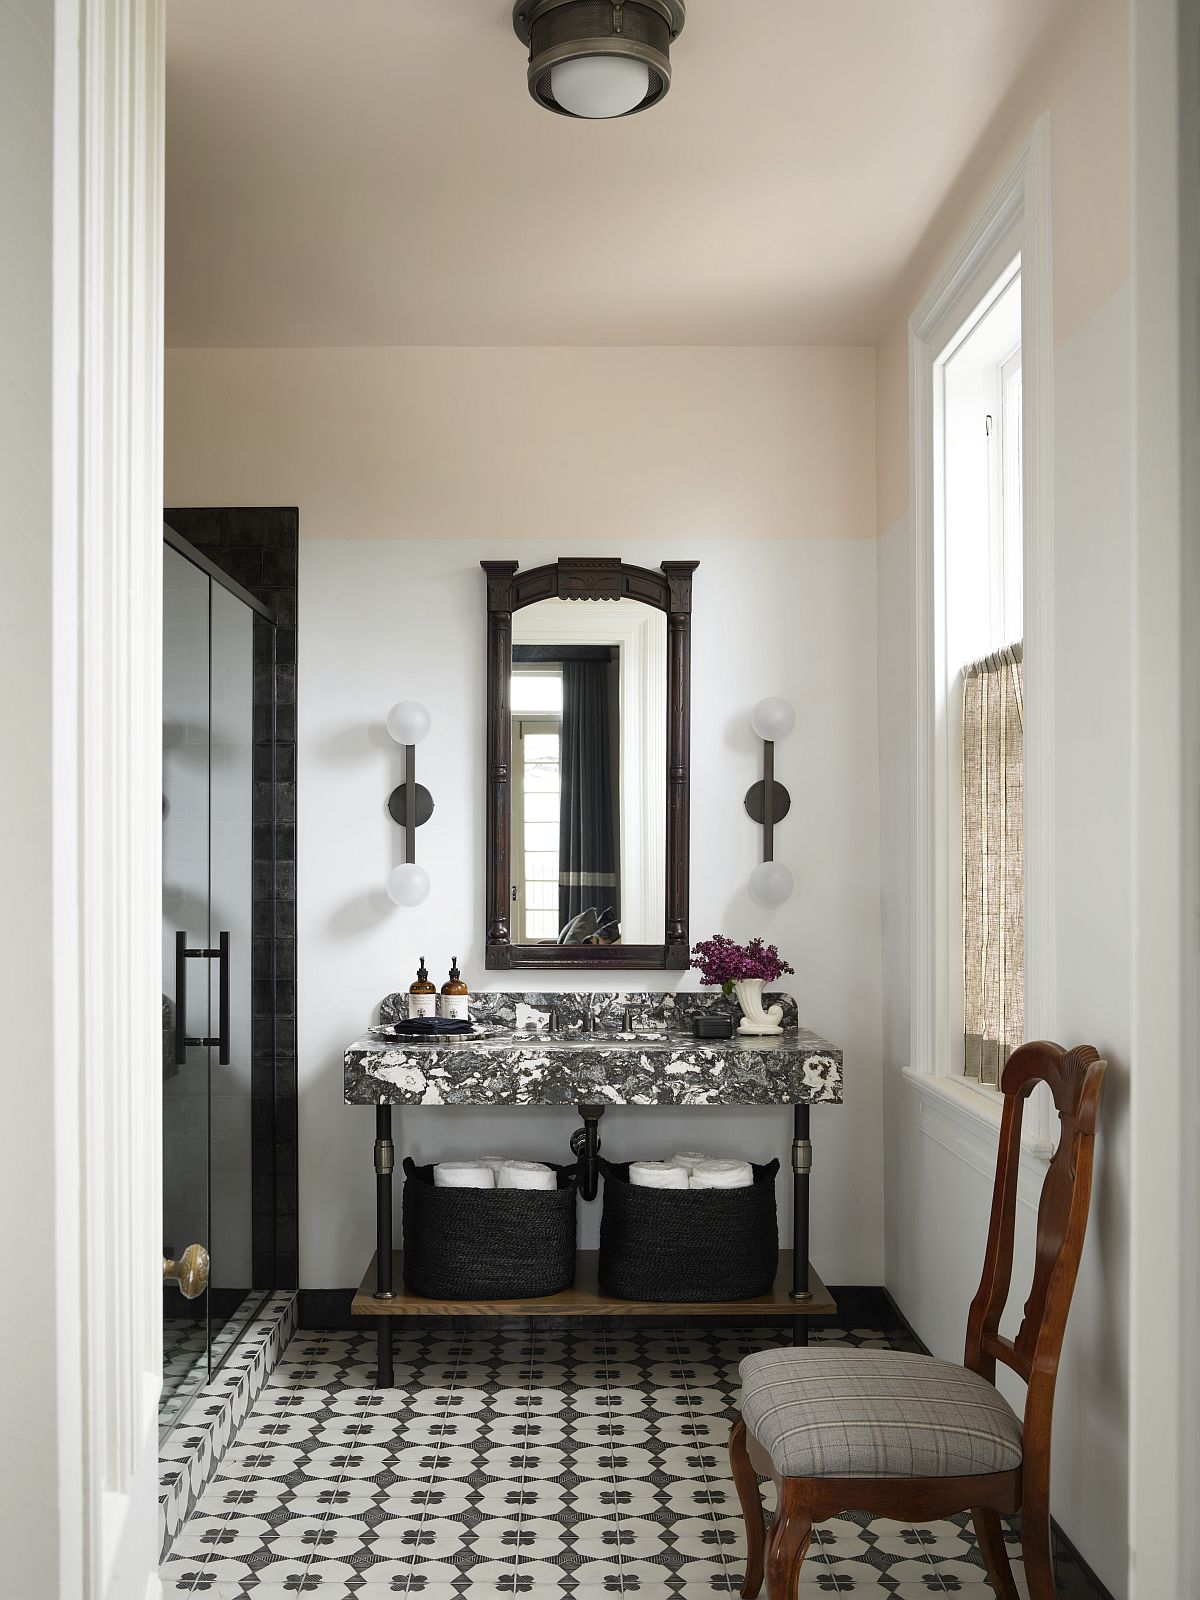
[744,779,792,826]
[387,784,435,828]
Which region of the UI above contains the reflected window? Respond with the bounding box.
[512,666,563,942]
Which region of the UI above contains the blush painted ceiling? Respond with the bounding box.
[165,0,1076,347]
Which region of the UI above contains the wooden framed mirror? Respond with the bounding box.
[482,557,697,970]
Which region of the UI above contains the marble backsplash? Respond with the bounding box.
[378,989,800,1032]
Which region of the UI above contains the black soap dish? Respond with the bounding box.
[692,1015,733,1040]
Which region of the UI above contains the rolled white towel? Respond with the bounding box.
[689,1159,755,1190]
[434,1162,496,1188]
[670,1151,713,1173]
[629,1160,689,1189]
[497,1160,557,1191]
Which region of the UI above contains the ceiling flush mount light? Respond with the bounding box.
[513,0,686,120]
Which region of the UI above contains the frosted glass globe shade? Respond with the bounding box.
[551,55,649,118]
[748,860,794,906]
[386,701,431,746]
[750,696,796,743]
[386,863,431,907]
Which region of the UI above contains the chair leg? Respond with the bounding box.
[971,1506,1020,1600]
[729,1415,765,1599]
[1021,1501,1056,1600]
[766,1479,813,1600]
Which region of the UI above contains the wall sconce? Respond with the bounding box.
[386,700,433,906]
[744,696,795,905]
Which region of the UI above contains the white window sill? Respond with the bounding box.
[901,1067,1055,1208]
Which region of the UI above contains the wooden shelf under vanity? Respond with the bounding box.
[352,1249,837,1321]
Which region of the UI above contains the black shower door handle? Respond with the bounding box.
[175,928,231,1065]
[217,930,230,1066]
[174,929,188,1066]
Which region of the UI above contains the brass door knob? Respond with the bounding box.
[163,1243,210,1299]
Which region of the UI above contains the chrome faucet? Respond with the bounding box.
[582,1004,596,1035]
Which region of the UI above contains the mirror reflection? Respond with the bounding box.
[510,599,667,947]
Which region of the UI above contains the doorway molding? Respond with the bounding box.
[50,2,167,1595]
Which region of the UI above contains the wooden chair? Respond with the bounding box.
[730,1041,1106,1600]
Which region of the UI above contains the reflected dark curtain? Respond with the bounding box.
[558,660,619,939]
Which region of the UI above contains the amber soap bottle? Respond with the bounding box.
[439,957,470,1021]
[407,957,437,1019]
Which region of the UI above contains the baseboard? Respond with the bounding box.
[882,1292,1115,1600]
[298,1283,903,1333]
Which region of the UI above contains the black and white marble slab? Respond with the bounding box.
[346,991,842,1107]
[378,988,799,1033]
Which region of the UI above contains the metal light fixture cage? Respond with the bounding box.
[513,0,686,118]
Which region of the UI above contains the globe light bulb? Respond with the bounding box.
[750,697,796,743]
[386,863,431,907]
[386,701,431,745]
[748,860,794,906]
[551,55,649,118]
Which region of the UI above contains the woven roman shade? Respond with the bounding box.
[962,642,1024,1085]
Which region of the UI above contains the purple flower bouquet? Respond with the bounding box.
[691,936,794,1035]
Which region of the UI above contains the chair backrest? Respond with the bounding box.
[964,1041,1106,1443]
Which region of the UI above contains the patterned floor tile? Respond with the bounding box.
[162,1322,1069,1598]
[161,1580,243,1598]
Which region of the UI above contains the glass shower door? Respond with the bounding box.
[162,544,215,1428]
[206,580,256,1351]
[161,538,267,1435]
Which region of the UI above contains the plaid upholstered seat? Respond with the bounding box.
[738,1347,1023,1480]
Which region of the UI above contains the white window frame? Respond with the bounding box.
[905,114,1056,1162]
[511,713,563,943]
[997,344,1024,638]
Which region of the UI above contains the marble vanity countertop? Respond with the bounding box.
[344,992,842,1107]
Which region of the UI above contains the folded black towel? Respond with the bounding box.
[377,1016,475,1038]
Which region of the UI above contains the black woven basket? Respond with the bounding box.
[401,1158,578,1300]
[597,1158,780,1302]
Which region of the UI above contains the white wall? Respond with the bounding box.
[877,283,1133,1594]
[0,3,66,1592]
[297,535,885,1287]
[164,340,886,1291]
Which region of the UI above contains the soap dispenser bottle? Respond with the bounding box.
[407,957,437,1019]
[439,957,470,1021]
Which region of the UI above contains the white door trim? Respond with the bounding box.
[908,114,1056,1149]
[53,1,166,1594]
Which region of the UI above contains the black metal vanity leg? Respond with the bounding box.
[375,1103,395,1387]
[789,1104,813,1347]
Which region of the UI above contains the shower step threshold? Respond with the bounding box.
[352,1248,836,1320]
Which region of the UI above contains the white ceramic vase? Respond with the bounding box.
[734,977,784,1036]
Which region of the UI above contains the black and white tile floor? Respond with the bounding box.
[161,1324,1035,1599]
